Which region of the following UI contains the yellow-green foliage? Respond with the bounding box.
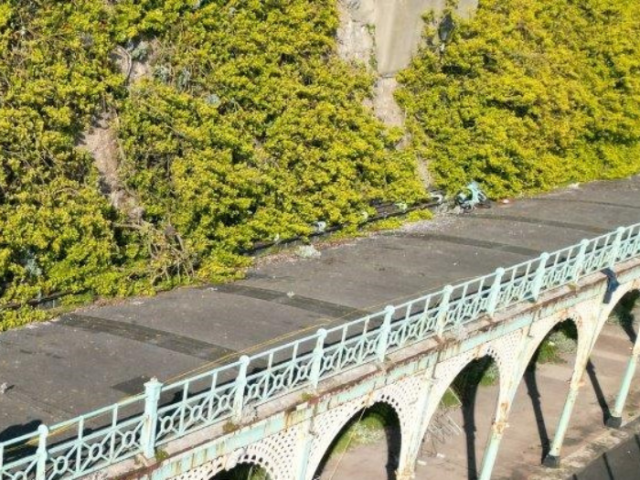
[0,0,423,327]
[115,0,423,279]
[0,2,133,328]
[396,0,640,198]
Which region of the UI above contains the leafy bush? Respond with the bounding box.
[0,1,134,328]
[396,0,640,198]
[0,0,424,327]
[534,320,578,364]
[114,0,423,280]
[322,403,397,457]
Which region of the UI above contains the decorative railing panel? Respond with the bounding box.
[1,223,639,479]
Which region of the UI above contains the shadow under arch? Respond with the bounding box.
[609,289,639,344]
[527,318,579,459]
[422,354,501,480]
[209,463,270,480]
[312,401,402,480]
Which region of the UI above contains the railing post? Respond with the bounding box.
[141,377,162,459]
[486,268,505,317]
[377,306,395,362]
[309,329,328,390]
[232,356,251,424]
[36,424,49,480]
[572,239,590,281]
[436,285,454,338]
[531,252,550,301]
[608,226,626,267]
[634,226,640,254]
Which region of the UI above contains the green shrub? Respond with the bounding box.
[534,320,578,364]
[0,1,424,326]
[114,0,424,283]
[0,1,133,328]
[396,0,640,198]
[609,290,639,329]
[324,404,396,456]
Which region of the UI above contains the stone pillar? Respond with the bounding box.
[478,330,532,480]
[295,416,317,480]
[543,303,604,468]
[395,360,438,480]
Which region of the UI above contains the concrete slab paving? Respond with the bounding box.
[245,235,526,309]
[0,174,639,459]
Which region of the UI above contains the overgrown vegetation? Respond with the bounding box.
[0,2,130,326]
[3,0,639,328]
[397,0,640,198]
[0,0,424,327]
[326,406,390,455]
[609,290,639,330]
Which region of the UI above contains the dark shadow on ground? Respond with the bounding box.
[0,419,40,443]
[460,383,480,480]
[585,359,611,424]
[523,364,551,462]
[0,420,41,462]
[451,356,498,480]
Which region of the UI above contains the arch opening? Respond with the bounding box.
[610,290,639,344]
[586,289,640,424]
[313,402,402,480]
[419,354,500,480]
[209,463,270,480]
[492,318,579,477]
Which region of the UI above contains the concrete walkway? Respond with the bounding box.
[1,174,639,462]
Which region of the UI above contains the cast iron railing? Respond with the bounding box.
[1,223,639,479]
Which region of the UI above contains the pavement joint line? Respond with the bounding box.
[207,284,371,320]
[58,313,236,363]
[530,197,640,210]
[402,233,543,257]
[467,213,610,234]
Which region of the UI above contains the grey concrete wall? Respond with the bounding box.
[344,0,478,76]
[336,0,477,129]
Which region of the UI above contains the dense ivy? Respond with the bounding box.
[0,0,423,327]
[115,0,422,280]
[0,2,132,328]
[3,0,640,328]
[396,0,640,197]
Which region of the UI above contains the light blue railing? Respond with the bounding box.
[1,223,640,479]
